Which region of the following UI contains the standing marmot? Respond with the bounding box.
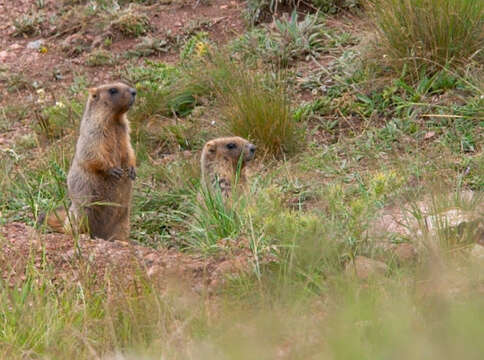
[201,136,256,197]
[41,82,137,241]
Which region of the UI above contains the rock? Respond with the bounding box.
[345,256,388,279]
[425,208,477,231]
[393,243,417,263]
[470,244,484,261]
[0,50,8,61]
[26,39,45,50]
[370,192,483,245]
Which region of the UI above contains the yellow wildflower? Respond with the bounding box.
[195,41,208,57]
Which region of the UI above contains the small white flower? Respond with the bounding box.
[55,101,65,108]
[210,120,216,126]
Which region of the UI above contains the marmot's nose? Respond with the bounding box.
[249,144,256,154]
[129,88,137,97]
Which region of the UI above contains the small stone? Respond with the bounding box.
[0,50,8,61]
[27,39,45,50]
[346,256,388,279]
[424,131,436,140]
[9,43,22,51]
[220,5,228,9]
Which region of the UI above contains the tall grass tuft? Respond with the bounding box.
[370,0,484,80]
[182,54,303,156]
[187,185,244,253]
[219,69,302,157]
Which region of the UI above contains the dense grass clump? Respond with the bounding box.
[180,54,302,156]
[371,0,484,79]
[218,69,302,157]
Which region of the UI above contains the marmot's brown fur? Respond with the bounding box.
[201,136,256,197]
[41,82,137,241]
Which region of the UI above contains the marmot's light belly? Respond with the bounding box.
[67,166,132,206]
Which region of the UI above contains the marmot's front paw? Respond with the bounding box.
[127,166,136,180]
[107,167,124,180]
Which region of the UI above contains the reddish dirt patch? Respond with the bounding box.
[0,0,244,85]
[0,0,245,149]
[0,222,255,293]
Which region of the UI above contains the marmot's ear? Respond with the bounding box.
[88,87,98,98]
[206,141,216,154]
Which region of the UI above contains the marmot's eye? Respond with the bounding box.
[109,88,119,95]
[226,143,236,150]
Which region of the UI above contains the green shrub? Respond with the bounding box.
[371,0,484,80]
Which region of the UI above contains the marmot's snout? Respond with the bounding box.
[128,87,136,106]
[245,143,256,161]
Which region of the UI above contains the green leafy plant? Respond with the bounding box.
[12,13,44,37]
[110,6,152,37]
[85,49,115,66]
[232,12,327,67]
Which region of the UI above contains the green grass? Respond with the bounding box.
[1,2,483,358]
[1,246,483,359]
[219,69,302,157]
[371,0,484,80]
[186,185,245,253]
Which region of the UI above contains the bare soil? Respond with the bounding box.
[0,222,255,293]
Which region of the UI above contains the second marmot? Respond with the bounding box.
[201,136,256,197]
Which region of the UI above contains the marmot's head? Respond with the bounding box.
[87,82,136,115]
[202,136,256,167]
